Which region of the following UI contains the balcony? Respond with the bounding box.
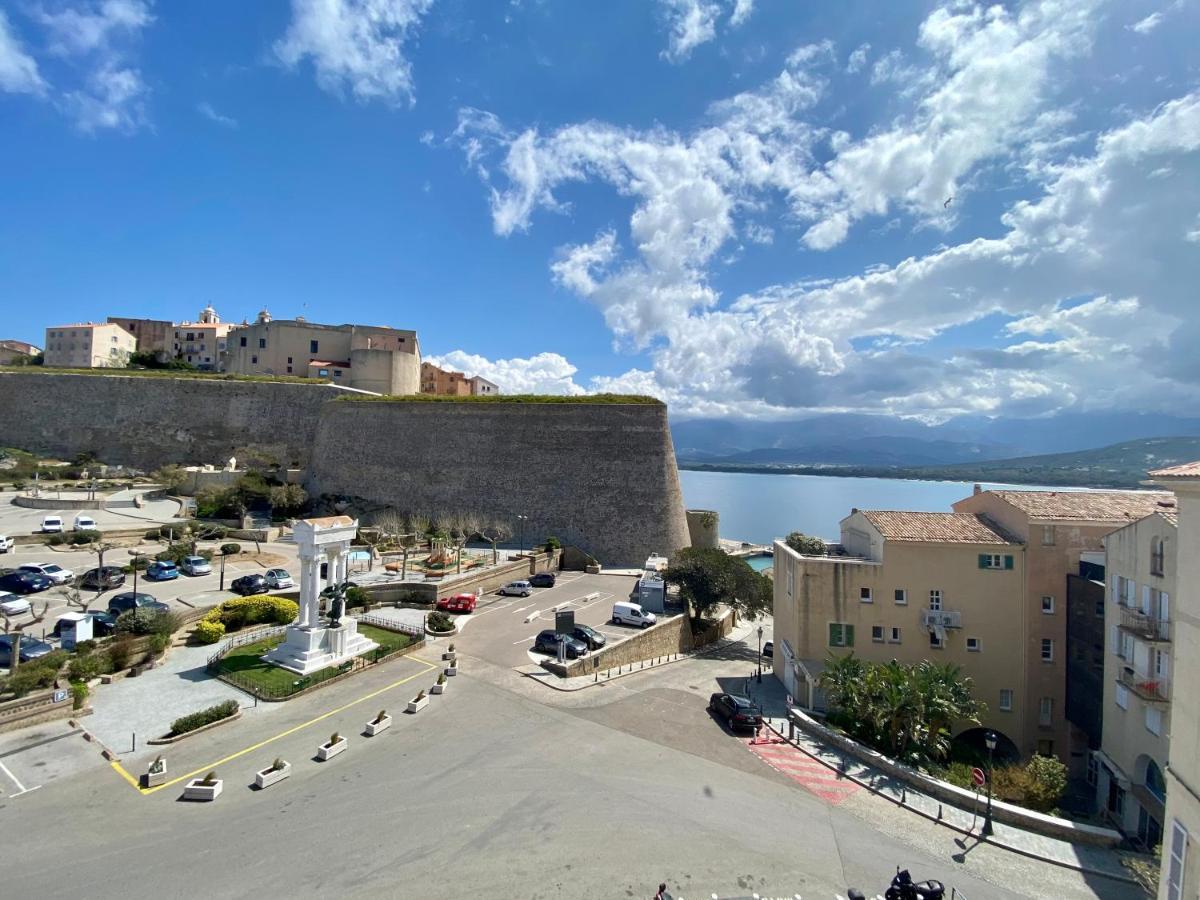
[1118,666,1170,703]
[1119,606,1170,642]
[920,609,962,629]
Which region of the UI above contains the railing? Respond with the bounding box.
[358,613,424,637]
[206,624,289,667]
[920,609,962,628]
[1119,607,1170,642]
[1119,667,1170,702]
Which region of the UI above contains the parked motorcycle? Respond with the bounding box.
[884,867,945,900]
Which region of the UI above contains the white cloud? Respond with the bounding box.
[63,63,147,132]
[0,11,46,95]
[729,0,754,28]
[35,0,152,56]
[424,351,587,395]
[657,0,756,63]
[1129,12,1163,34]
[274,0,435,106]
[197,101,237,128]
[845,42,869,74]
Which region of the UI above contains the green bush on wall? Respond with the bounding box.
[194,619,226,644]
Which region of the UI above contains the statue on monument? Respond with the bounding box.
[327,582,347,625]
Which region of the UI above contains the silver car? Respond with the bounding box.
[180,555,212,576]
[18,562,74,585]
[265,569,294,590]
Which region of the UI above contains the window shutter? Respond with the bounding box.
[1004,555,1014,570]
[828,623,840,646]
[845,625,855,647]
[978,554,988,569]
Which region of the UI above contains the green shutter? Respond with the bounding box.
[845,624,855,647]
[828,623,840,646]
[978,554,988,569]
[1004,555,1014,570]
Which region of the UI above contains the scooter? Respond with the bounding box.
[884,867,946,900]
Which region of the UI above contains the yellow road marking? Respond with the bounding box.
[112,660,437,796]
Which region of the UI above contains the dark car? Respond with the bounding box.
[0,571,52,595]
[529,572,557,588]
[232,574,269,596]
[107,592,169,616]
[0,634,54,667]
[761,640,774,659]
[708,693,763,732]
[572,623,607,650]
[80,566,126,591]
[53,610,118,638]
[532,629,588,659]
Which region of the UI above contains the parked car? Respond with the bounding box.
[0,634,54,667]
[231,574,269,596]
[145,560,179,581]
[180,555,212,576]
[529,572,557,588]
[0,571,52,595]
[264,569,294,590]
[437,593,478,613]
[41,516,64,533]
[708,693,763,732]
[73,515,98,531]
[107,592,169,616]
[611,600,657,628]
[532,629,588,659]
[572,623,607,650]
[0,534,13,553]
[53,610,117,638]
[17,562,74,585]
[498,580,532,597]
[79,566,126,590]
[0,593,31,617]
[761,640,773,659]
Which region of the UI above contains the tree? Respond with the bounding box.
[2,600,49,673]
[446,512,482,574]
[785,531,826,556]
[152,464,188,494]
[480,520,512,565]
[664,547,772,624]
[408,512,431,553]
[268,483,308,515]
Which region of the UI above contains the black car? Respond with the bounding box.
[53,610,118,638]
[107,592,169,616]
[231,574,269,596]
[0,571,52,594]
[0,634,54,667]
[80,566,126,590]
[532,629,588,659]
[761,640,773,659]
[529,572,557,588]
[708,693,763,732]
[572,623,607,650]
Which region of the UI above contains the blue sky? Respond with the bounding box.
[1,0,1197,420]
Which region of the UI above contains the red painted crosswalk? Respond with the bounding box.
[745,737,861,805]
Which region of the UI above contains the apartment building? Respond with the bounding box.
[43,322,136,368]
[173,306,231,370]
[0,339,41,365]
[1094,504,1177,848]
[1149,462,1200,900]
[773,509,1031,757]
[469,374,499,395]
[421,361,471,396]
[107,316,175,361]
[223,310,420,394]
[953,488,1173,765]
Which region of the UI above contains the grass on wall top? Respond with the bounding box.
[335,392,663,406]
[0,366,318,385]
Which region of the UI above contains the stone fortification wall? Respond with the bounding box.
[307,398,691,565]
[0,371,341,470]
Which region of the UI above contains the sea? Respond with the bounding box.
[678,469,1083,547]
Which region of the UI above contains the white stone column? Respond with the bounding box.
[299,553,321,627]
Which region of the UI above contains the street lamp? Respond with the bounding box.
[516,514,528,555]
[756,625,764,683]
[982,730,998,837]
[131,551,143,595]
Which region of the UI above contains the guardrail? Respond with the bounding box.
[1119,606,1170,642]
[357,613,424,637]
[1119,667,1170,702]
[206,624,289,667]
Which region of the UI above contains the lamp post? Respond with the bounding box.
[131,551,142,595]
[756,625,764,683]
[516,515,528,556]
[983,730,997,837]
[219,550,227,591]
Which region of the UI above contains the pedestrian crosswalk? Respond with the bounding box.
[745,735,861,805]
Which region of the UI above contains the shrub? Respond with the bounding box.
[67,653,105,682]
[194,618,225,644]
[156,542,193,564]
[70,681,89,710]
[169,699,239,736]
[220,542,241,556]
[426,611,454,632]
[116,609,177,636]
[107,636,134,671]
[785,531,827,556]
[345,586,369,609]
[129,556,150,571]
[1024,754,1068,813]
[73,639,97,655]
[544,535,562,551]
[147,632,171,656]
[205,595,297,631]
[69,530,101,546]
[47,533,69,546]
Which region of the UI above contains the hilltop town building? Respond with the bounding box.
[223,310,420,394]
[43,322,136,369]
[421,362,500,396]
[0,339,41,365]
[108,306,231,370]
[106,315,175,361]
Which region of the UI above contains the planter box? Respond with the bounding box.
[442,651,457,662]
[407,696,429,713]
[317,738,347,761]
[430,682,446,694]
[182,779,222,801]
[365,716,392,736]
[254,762,291,788]
[444,665,458,677]
[144,767,168,788]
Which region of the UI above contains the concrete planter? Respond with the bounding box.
[407,695,428,713]
[442,651,457,662]
[365,715,392,736]
[182,779,223,801]
[317,737,347,761]
[444,664,459,677]
[254,762,291,788]
[144,766,168,788]
[430,682,446,694]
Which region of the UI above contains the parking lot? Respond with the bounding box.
[0,492,185,537]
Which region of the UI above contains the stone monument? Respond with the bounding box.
[263,516,378,675]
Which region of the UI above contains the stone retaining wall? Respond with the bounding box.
[553,607,736,677]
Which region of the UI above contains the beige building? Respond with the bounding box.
[223,310,420,394]
[106,315,175,361]
[43,322,136,368]
[1095,505,1177,848]
[421,361,471,396]
[773,509,1031,756]
[173,306,231,370]
[953,488,1173,763]
[0,339,41,365]
[1149,462,1200,900]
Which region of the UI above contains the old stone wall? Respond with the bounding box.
[307,399,690,565]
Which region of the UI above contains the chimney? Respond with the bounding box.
[850,507,859,514]
[973,483,982,495]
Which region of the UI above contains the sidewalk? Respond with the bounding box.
[744,674,1137,885]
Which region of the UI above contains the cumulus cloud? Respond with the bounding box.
[845,42,870,74]
[63,63,147,132]
[658,0,756,62]
[0,11,46,95]
[424,351,587,396]
[274,0,435,106]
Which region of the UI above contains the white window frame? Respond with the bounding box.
[889,627,901,644]
[983,553,1003,569]
[1116,683,1129,710]
[894,589,907,605]
[966,637,981,652]
[1146,706,1163,736]
[929,590,942,611]
[1041,638,1054,662]
[999,689,1013,711]
[1039,696,1053,726]
[1041,595,1055,614]
[860,586,873,603]
[871,625,884,643]
[1042,524,1056,545]
[929,630,944,649]
[1167,821,1188,900]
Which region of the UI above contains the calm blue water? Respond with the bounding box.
[744,553,774,572]
[679,469,1076,546]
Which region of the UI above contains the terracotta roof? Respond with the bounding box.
[986,490,1174,522]
[1150,460,1200,478]
[861,511,1020,545]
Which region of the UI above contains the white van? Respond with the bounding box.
[498,580,532,597]
[612,601,657,628]
[41,516,64,533]
[74,515,98,531]
[0,534,12,553]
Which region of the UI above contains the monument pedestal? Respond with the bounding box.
[264,618,378,676]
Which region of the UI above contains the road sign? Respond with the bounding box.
[555,609,575,636]
[53,689,67,704]
[971,766,986,787]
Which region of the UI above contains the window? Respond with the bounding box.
[1120,632,1134,661]
[332,369,342,378]
[286,366,293,374]
[1042,524,1056,545]
[258,338,266,349]
[251,355,258,365]
[318,368,329,377]
[1041,595,1055,614]
[871,625,884,643]
[889,627,901,644]
[828,623,854,647]
[1151,537,1165,577]
[287,356,293,364]
[860,586,873,603]
[1087,754,1099,788]
[967,637,981,652]
[310,339,319,353]
[1041,638,1054,662]
[894,589,907,605]
[1166,821,1188,900]
[1037,739,1055,757]
[1147,706,1163,736]
[1095,598,1105,618]
[978,553,1012,569]
[239,336,247,347]
[999,689,1013,711]
[186,332,195,341]
[1039,697,1053,726]
[929,631,944,649]
[929,590,942,611]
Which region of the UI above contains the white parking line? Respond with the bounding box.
[0,758,30,795]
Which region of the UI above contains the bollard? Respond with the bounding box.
[132,732,136,753]
[900,786,907,805]
[595,671,599,682]
[937,803,943,821]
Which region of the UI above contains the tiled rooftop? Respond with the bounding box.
[987,489,1174,522]
[862,510,1020,544]
[1149,460,1200,478]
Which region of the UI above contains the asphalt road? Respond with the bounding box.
[0,491,184,536]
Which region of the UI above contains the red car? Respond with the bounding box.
[436,593,478,613]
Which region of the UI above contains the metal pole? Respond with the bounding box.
[756,626,763,683]
[983,744,995,836]
[220,552,226,591]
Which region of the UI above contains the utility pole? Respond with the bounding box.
[983,730,997,837]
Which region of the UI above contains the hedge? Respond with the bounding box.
[203,595,297,630]
[194,619,225,644]
[169,699,239,736]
